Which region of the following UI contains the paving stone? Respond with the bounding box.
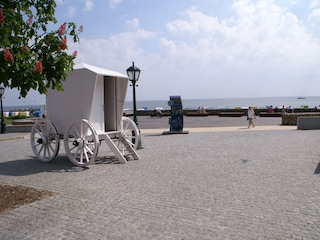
[0,124,319,239]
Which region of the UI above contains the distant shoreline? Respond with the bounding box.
[4,96,320,112]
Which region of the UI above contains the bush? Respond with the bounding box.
[7,115,31,120]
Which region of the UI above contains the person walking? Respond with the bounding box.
[247,106,256,128]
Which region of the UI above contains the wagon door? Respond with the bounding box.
[104,76,128,131]
[104,76,116,131]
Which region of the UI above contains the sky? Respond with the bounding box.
[4,0,320,106]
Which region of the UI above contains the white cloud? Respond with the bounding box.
[125,18,140,30]
[69,0,320,100]
[67,6,77,17]
[56,0,65,5]
[308,8,320,26]
[163,0,317,67]
[108,0,123,9]
[289,0,298,5]
[310,0,320,8]
[149,0,320,99]
[58,1,93,18]
[84,0,94,12]
[167,6,224,36]
[72,20,156,69]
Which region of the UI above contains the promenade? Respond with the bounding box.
[0,116,319,239]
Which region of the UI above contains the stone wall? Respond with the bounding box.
[282,113,320,125]
[137,108,320,117]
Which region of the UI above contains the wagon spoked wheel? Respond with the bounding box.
[30,118,60,162]
[64,119,99,167]
[121,116,140,150]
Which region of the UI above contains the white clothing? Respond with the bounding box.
[247,109,255,118]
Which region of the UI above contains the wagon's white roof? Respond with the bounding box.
[74,63,128,78]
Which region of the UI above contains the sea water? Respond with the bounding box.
[124,96,320,110]
[4,96,320,112]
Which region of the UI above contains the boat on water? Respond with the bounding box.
[297,97,306,99]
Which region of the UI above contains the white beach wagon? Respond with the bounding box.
[30,63,140,167]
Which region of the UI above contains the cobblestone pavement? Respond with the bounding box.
[138,115,283,129]
[0,122,320,239]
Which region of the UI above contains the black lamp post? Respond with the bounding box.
[126,61,142,148]
[126,61,141,127]
[0,86,6,134]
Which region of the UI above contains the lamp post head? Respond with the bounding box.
[126,62,141,82]
[0,86,5,97]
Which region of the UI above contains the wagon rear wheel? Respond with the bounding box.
[121,116,140,150]
[30,118,60,162]
[64,119,99,167]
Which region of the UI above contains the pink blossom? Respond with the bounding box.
[59,38,67,50]
[27,15,33,25]
[3,49,14,62]
[34,61,43,74]
[57,23,66,36]
[0,8,5,24]
[78,25,84,32]
[72,50,78,58]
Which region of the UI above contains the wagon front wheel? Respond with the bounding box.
[64,119,99,167]
[30,118,60,162]
[121,116,140,150]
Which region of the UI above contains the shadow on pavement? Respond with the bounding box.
[0,153,135,176]
[314,161,320,174]
[0,155,88,176]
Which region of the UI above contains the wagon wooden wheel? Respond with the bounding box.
[121,116,140,150]
[64,119,99,167]
[30,118,60,162]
